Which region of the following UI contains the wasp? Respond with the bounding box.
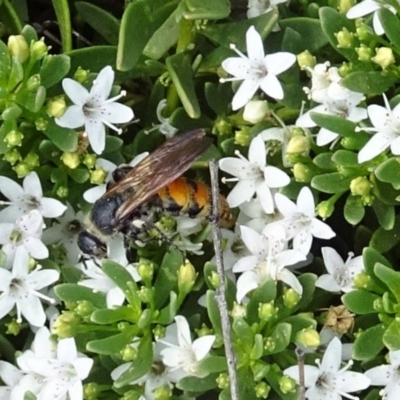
[78,129,234,258]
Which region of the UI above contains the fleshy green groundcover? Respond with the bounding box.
[1,0,400,399]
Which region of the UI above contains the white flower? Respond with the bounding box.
[220,26,296,110]
[316,247,365,293]
[272,187,336,255]
[0,247,59,326]
[0,172,67,223]
[219,134,290,211]
[297,91,367,147]
[358,94,400,163]
[284,337,370,399]
[0,210,49,265]
[346,0,395,36]
[365,349,400,400]
[42,203,84,264]
[55,66,134,154]
[0,361,26,400]
[233,225,305,302]
[159,315,215,379]
[145,99,179,138]
[247,0,287,18]
[83,152,149,203]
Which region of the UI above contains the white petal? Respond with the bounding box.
[101,102,134,123]
[23,238,49,259]
[311,218,336,239]
[346,0,381,18]
[264,166,290,188]
[321,247,343,275]
[19,295,46,327]
[390,136,400,155]
[246,26,265,64]
[232,79,260,111]
[315,274,342,292]
[274,193,297,216]
[58,337,78,363]
[293,229,313,255]
[23,172,43,198]
[219,158,252,178]
[67,380,84,400]
[260,127,284,142]
[372,10,385,35]
[284,365,320,387]
[0,176,23,201]
[336,371,371,392]
[316,128,339,146]
[62,78,89,105]
[0,223,14,244]
[73,357,93,380]
[175,316,192,348]
[192,335,215,361]
[56,105,86,129]
[222,58,252,79]
[297,187,315,217]
[320,337,341,372]
[40,198,67,218]
[90,66,114,101]
[236,270,259,303]
[248,135,266,167]
[12,246,30,276]
[85,119,106,155]
[27,269,60,290]
[365,365,393,385]
[83,185,106,203]
[0,361,23,386]
[0,295,16,320]
[106,287,125,308]
[358,132,392,163]
[259,74,284,100]
[257,182,274,214]
[240,225,267,257]
[227,180,256,207]
[368,104,390,130]
[232,255,259,273]
[279,269,303,295]
[264,52,295,75]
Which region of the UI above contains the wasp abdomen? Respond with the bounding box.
[90,194,124,235]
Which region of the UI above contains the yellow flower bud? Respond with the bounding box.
[13,162,30,178]
[83,154,97,169]
[286,135,309,155]
[372,47,395,69]
[243,100,269,123]
[279,376,297,394]
[335,28,354,49]
[31,39,48,60]
[47,96,66,118]
[8,35,29,62]
[356,44,373,62]
[295,328,320,348]
[350,176,373,196]
[90,168,107,184]
[297,50,316,69]
[338,0,356,13]
[61,152,81,169]
[4,130,23,147]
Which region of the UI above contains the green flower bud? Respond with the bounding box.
[335,28,354,49]
[154,385,172,400]
[30,39,48,60]
[286,135,309,155]
[47,96,66,118]
[75,301,94,317]
[138,286,152,303]
[292,162,315,182]
[264,337,276,352]
[373,298,384,312]
[353,271,371,289]
[350,176,373,196]
[118,322,130,331]
[2,105,22,121]
[153,324,166,340]
[196,323,214,337]
[178,259,197,294]
[255,382,271,399]
[35,117,48,131]
[137,259,154,282]
[297,50,316,69]
[61,152,81,169]
[4,130,23,147]
[338,62,352,77]
[157,215,175,231]
[258,302,277,321]
[8,35,29,62]
[283,288,301,308]
[373,47,395,69]
[90,168,107,184]
[356,23,374,40]
[56,186,69,198]
[317,200,335,219]
[243,100,269,124]
[209,270,220,288]
[26,74,41,91]
[231,302,247,319]
[234,126,251,147]
[3,148,21,165]
[296,328,320,348]
[214,118,232,135]
[13,162,30,178]
[52,311,82,338]
[83,382,100,399]
[74,67,89,83]
[216,373,230,389]
[338,0,355,13]
[356,45,373,62]
[83,154,97,169]
[24,152,40,168]
[6,320,21,335]
[121,344,138,361]
[279,375,297,394]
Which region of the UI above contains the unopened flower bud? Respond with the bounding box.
[353,271,371,289]
[121,344,137,361]
[336,28,354,48]
[259,302,277,321]
[30,39,48,60]
[137,259,154,282]
[286,135,309,155]
[209,271,220,288]
[338,0,355,13]
[243,100,269,124]
[279,375,297,394]
[83,154,97,169]
[264,337,276,352]
[372,47,395,69]
[13,162,30,178]
[35,117,48,131]
[255,382,271,399]
[178,259,197,294]
[350,176,373,196]
[138,286,152,303]
[61,152,80,169]
[75,301,94,317]
[8,35,29,62]
[231,302,247,319]
[26,74,41,91]
[283,288,301,308]
[84,383,100,399]
[56,186,69,198]
[196,324,213,337]
[47,96,66,118]
[153,324,166,340]
[90,168,107,184]
[52,311,82,338]
[74,67,89,83]
[6,320,21,336]
[3,148,21,165]
[24,152,40,168]
[292,162,314,182]
[234,126,251,147]
[296,328,320,348]
[338,62,352,77]
[216,373,230,389]
[297,50,316,69]
[4,130,23,147]
[356,45,373,62]
[317,199,335,219]
[214,118,232,135]
[356,23,373,40]
[154,384,172,400]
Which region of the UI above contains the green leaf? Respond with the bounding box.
[43,118,78,152]
[374,263,400,303]
[205,82,232,116]
[353,323,385,361]
[40,55,70,88]
[206,290,221,333]
[372,198,395,230]
[233,318,254,350]
[16,86,46,113]
[383,319,400,351]
[342,290,380,314]
[91,307,138,324]
[86,326,137,355]
[8,57,23,92]
[102,259,138,294]
[68,46,117,74]
[67,168,90,183]
[196,356,227,375]
[21,25,38,45]
[265,323,292,355]
[117,1,173,70]
[378,8,400,49]
[363,247,393,276]
[294,273,317,311]
[250,334,264,360]
[311,172,351,194]
[155,291,178,325]
[51,0,72,53]
[75,2,120,45]
[344,195,365,225]
[0,40,11,87]
[281,315,317,341]
[342,71,397,95]
[371,173,400,206]
[375,157,400,190]
[184,0,230,19]
[370,214,400,253]
[331,150,358,166]
[177,373,219,391]
[166,52,200,119]
[310,113,357,136]
[247,280,277,325]
[0,0,22,34]
[55,283,107,308]
[168,107,213,130]
[313,152,335,170]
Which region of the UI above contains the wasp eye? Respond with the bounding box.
[78,231,107,258]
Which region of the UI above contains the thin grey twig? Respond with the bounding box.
[209,159,239,400]
[295,347,306,400]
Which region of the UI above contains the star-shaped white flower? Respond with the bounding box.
[346,0,395,36]
[145,99,179,138]
[284,337,370,399]
[272,187,336,255]
[365,348,400,400]
[358,94,400,163]
[0,247,59,326]
[55,66,134,154]
[0,210,49,264]
[233,225,305,302]
[0,361,26,400]
[316,247,365,293]
[0,171,67,223]
[159,315,215,379]
[220,134,290,212]
[220,26,296,110]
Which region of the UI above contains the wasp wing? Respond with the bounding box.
[105,129,212,223]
